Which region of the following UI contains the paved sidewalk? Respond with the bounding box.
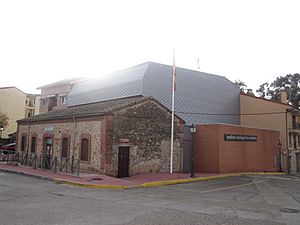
[0,162,285,189]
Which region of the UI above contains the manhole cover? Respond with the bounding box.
[280,208,300,213]
[89,178,103,181]
[49,192,65,197]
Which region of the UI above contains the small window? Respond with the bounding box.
[289,134,292,145]
[80,138,89,161]
[293,116,297,129]
[41,99,46,106]
[60,96,67,105]
[21,135,26,151]
[31,137,36,153]
[61,138,69,158]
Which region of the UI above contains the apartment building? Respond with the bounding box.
[38,78,82,113]
[0,87,40,141]
[240,90,300,174]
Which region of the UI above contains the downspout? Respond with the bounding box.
[26,119,30,154]
[72,116,77,158]
[285,109,290,174]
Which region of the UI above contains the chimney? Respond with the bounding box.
[279,87,287,103]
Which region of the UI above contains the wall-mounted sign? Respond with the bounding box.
[224,134,257,142]
[44,126,54,132]
[119,139,129,144]
[119,138,130,146]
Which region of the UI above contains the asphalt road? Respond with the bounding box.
[0,172,300,225]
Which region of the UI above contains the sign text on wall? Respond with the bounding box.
[224,134,257,142]
[44,126,54,132]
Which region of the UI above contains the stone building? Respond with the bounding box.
[66,62,240,173]
[17,96,184,177]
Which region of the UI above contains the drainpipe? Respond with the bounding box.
[26,119,30,154]
[286,109,290,174]
[72,116,77,158]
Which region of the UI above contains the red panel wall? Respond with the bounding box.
[195,124,279,173]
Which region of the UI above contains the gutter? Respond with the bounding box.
[17,112,108,124]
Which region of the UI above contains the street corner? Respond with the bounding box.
[53,178,129,189]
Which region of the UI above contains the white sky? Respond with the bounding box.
[1,0,299,94]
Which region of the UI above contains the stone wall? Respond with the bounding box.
[16,99,185,177]
[112,101,184,176]
[17,118,103,172]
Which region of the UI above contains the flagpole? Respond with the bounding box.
[170,49,176,174]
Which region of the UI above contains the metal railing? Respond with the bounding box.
[1,151,80,177]
[0,151,19,164]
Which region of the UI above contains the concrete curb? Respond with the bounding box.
[0,166,286,189]
[53,179,128,189]
[54,172,287,189]
[0,167,55,182]
[141,172,286,187]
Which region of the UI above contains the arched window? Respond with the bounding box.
[21,135,26,151]
[80,138,89,161]
[61,138,69,158]
[31,136,36,153]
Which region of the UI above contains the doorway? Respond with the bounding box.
[117,146,129,178]
[43,137,53,169]
[297,153,300,173]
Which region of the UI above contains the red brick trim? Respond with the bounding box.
[42,133,54,156]
[16,125,20,152]
[100,118,107,172]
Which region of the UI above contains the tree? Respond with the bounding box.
[256,82,269,98]
[0,112,9,129]
[256,73,300,107]
[234,80,254,96]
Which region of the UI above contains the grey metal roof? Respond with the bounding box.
[68,63,148,105]
[37,77,83,89]
[68,62,240,125]
[18,96,147,122]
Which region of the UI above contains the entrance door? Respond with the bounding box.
[117,147,129,178]
[297,153,300,173]
[43,138,53,169]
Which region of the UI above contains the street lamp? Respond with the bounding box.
[190,124,197,177]
[278,142,282,172]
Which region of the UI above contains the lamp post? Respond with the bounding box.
[190,124,197,177]
[278,142,282,172]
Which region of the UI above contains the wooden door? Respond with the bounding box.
[297,153,300,173]
[117,147,129,178]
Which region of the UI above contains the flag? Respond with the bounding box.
[173,53,176,91]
